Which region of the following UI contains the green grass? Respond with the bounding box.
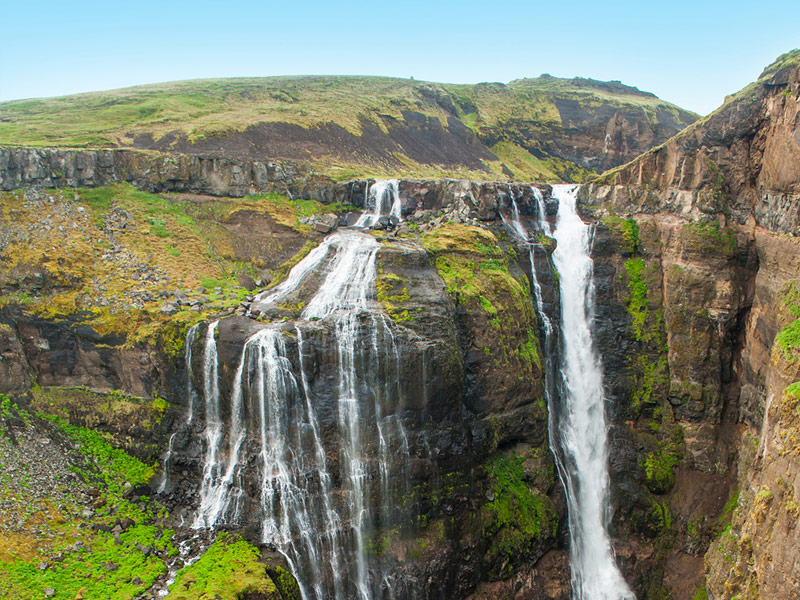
[0,75,695,148]
[0,74,696,182]
[758,49,800,81]
[0,407,175,600]
[168,533,279,600]
[489,141,595,182]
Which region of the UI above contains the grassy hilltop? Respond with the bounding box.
[0,74,697,182]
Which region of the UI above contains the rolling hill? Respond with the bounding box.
[0,74,697,182]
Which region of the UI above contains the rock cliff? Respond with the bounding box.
[579,49,800,599]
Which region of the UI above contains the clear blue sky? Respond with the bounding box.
[1,0,798,115]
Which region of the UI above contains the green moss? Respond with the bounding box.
[642,406,683,494]
[0,185,298,348]
[624,258,649,341]
[481,454,557,579]
[645,450,678,494]
[631,355,668,413]
[774,282,800,362]
[422,224,541,375]
[169,533,279,599]
[712,489,740,537]
[683,221,737,257]
[518,329,543,370]
[29,385,167,459]
[267,565,302,600]
[41,414,155,493]
[604,215,640,254]
[0,407,174,600]
[1,525,170,600]
[376,272,413,323]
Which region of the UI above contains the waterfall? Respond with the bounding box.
[355,179,401,227]
[550,184,634,600]
[503,185,632,599]
[187,229,410,600]
[193,321,226,528]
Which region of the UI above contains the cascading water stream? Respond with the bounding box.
[355,180,402,227]
[550,184,634,600]
[503,184,632,599]
[185,229,410,600]
[193,320,224,528]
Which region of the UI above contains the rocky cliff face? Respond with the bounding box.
[579,50,800,599]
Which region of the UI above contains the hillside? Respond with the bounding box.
[595,48,800,217]
[0,75,697,182]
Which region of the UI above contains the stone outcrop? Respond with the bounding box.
[0,146,548,218]
[588,50,800,235]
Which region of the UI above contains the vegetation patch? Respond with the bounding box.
[604,214,640,254]
[480,453,557,579]
[30,385,167,458]
[682,221,737,258]
[169,533,280,600]
[376,271,413,322]
[774,281,800,363]
[624,258,649,341]
[0,185,337,349]
[422,224,542,375]
[618,249,668,416]
[0,403,174,600]
[642,405,683,495]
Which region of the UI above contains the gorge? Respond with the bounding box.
[0,49,799,600]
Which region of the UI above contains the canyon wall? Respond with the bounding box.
[579,50,800,599]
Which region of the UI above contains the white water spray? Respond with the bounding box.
[193,321,225,528]
[188,229,410,600]
[550,184,634,600]
[355,180,402,227]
